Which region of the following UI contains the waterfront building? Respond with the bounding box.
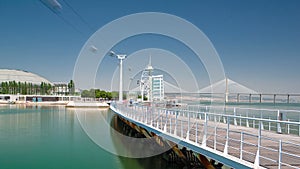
[152,75,164,101]
[0,69,79,103]
[0,69,52,85]
[139,58,164,102]
[53,82,69,95]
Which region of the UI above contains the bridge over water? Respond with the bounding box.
[111,103,300,169]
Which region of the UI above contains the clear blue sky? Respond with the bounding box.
[1,0,300,93]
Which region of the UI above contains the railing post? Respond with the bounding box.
[164,121,167,132]
[181,120,183,138]
[186,111,190,140]
[224,116,229,154]
[200,111,202,120]
[214,125,217,150]
[299,123,300,136]
[260,111,264,130]
[214,113,217,123]
[287,119,290,134]
[254,119,261,167]
[269,117,271,131]
[164,109,168,132]
[174,111,178,135]
[246,112,249,127]
[240,131,243,160]
[150,107,153,126]
[161,115,163,130]
[277,110,282,134]
[169,118,172,133]
[195,121,198,144]
[234,107,237,125]
[278,140,282,169]
[202,111,207,147]
[145,106,148,122]
[143,107,146,123]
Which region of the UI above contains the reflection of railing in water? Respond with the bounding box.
[111,102,300,169]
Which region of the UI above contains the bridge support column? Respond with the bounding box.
[259,94,262,103]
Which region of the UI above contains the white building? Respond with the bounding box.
[139,58,164,102]
[53,82,69,95]
[0,69,53,85]
[152,75,164,101]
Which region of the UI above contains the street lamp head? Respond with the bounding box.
[90,45,98,53]
[109,50,116,57]
[117,54,126,60]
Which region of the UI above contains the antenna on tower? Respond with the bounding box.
[148,54,152,66]
[146,54,153,72]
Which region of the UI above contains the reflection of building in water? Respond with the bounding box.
[139,57,164,102]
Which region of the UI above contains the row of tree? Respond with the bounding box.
[0,81,53,95]
[0,80,122,101]
[0,80,75,95]
[81,89,126,100]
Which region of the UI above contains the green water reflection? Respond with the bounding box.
[0,105,172,169]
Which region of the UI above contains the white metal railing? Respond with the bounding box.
[187,105,300,136]
[111,102,300,169]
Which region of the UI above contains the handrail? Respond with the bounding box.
[112,102,300,169]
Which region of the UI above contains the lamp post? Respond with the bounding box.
[110,51,126,102]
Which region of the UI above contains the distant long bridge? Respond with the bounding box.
[111,103,300,169]
[164,92,300,104]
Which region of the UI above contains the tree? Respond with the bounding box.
[68,80,75,95]
[95,89,101,98]
[106,92,112,100]
[81,89,95,98]
[0,82,8,94]
[80,89,113,100]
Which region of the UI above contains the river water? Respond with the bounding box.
[0,105,182,169]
